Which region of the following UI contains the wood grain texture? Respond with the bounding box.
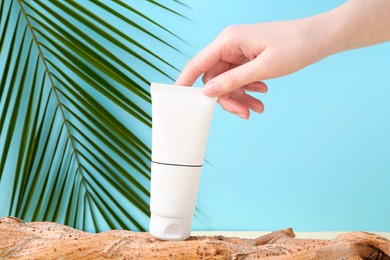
[1,217,390,259]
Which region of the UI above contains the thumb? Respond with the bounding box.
[202,58,265,97]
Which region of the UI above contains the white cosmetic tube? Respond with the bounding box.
[149,83,217,241]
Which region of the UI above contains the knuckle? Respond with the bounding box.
[218,25,241,42]
[220,25,240,40]
[224,70,240,90]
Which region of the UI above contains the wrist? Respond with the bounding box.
[297,11,346,64]
[306,0,390,59]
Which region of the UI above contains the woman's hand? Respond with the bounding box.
[176,0,390,119]
[176,20,328,119]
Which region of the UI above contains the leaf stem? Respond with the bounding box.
[16,0,87,199]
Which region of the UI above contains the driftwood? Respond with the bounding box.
[1,217,390,259]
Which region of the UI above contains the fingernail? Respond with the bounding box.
[252,106,264,113]
[236,113,248,119]
[203,82,220,96]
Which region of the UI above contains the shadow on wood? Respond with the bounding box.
[1,217,390,259]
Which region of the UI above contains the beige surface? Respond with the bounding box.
[192,231,390,240]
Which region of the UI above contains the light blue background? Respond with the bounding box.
[2,0,389,232]
[151,0,390,231]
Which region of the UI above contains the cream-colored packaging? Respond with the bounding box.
[149,83,217,241]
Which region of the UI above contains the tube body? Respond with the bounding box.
[149,83,216,241]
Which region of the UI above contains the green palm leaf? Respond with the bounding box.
[0,0,188,232]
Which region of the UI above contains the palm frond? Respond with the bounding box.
[0,0,188,232]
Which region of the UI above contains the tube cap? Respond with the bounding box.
[149,214,191,241]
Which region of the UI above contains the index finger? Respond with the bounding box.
[175,42,221,86]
